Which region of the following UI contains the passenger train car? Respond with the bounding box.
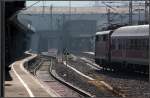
[95,25,149,73]
[95,30,112,68]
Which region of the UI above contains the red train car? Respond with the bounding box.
[95,25,149,73]
[95,30,112,68]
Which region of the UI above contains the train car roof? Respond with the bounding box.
[96,30,111,35]
[112,25,149,37]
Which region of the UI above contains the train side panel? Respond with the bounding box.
[95,40,109,66]
[95,31,111,67]
[111,25,149,72]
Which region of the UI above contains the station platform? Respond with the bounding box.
[5,56,55,97]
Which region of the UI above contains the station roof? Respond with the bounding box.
[96,30,111,35]
[112,25,149,37]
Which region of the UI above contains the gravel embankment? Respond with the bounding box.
[65,54,150,98]
[53,61,116,97]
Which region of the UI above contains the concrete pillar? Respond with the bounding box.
[0,0,5,97]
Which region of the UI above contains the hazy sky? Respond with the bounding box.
[26,1,95,7]
[26,1,130,7]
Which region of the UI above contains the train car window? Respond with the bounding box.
[133,39,135,49]
[130,39,141,50]
[126,39,129,50]
[137,39,141,50]
[129,39,132,49]
[142,39,146,49]
[115,39,118,50]
[119,39,121,50]
[131,39,135,49]
[129,39,141,50]
[122,39,126,50]
[111,39,115,49]
[141,39,144,49]
[102,35,108,41]
[130,39,134,49]
[134,39,138,49]
[146,39,149,50]
[138,39,140,49]
[95,35,99,41]
[118,39,122,49]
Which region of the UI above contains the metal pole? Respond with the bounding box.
[145,0,148,23]
[50,5,53,30]
[131,0,132,25]
[62,14,65,56]
[42,0,45,16]
[149,0,150,83]
[0,0,5,97]
[69,0,71,20]
[138,9,141,24]
[68,1,71,52]
[107,8,111,27]
[120,14,123,25]
[129,0,132,25]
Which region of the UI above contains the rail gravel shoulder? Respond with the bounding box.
[71,54,126,98]
[49,65,95,97]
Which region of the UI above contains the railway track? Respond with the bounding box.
[33,56,123,97]
[40,54,127,97]
[26,54,149,98]
[49,64,95,97]
[27,56,95,97]
[69,53,150,98]
[53,60,120,97]
[62,61,125,97]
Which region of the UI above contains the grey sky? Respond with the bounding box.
[26,1,131,7]
[26,1,95,7]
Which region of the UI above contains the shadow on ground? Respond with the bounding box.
[93,69,149,82]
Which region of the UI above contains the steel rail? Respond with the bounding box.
[48,57,95,98]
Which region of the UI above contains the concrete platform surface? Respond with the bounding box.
[5,58,52,97]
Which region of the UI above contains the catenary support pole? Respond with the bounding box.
[129,0,132,25]
[149,0,150,84]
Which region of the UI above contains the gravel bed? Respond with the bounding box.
[36,60,83,97]
[92,70,150,97]
[72,52,95,62]
[53,62,116,97]
[66,54,150,98]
